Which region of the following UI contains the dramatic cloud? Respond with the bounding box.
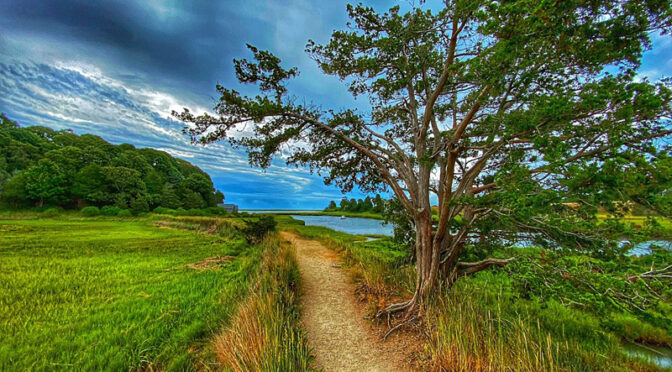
[0,61,349,208]
[1,0,670,208]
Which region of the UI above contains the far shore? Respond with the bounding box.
[241,209,385,220]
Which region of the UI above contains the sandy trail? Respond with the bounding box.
[280,232,404,372]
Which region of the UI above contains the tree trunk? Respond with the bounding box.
[403,215,442,315]
[378,212,470,318]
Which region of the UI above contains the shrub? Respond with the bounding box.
[117,209,132,217]
[240,216,277,244]
[153,207,177,215]
[205,207,228,215]
[186,208,206,216]
[80,206,100,217]
[41,208,61,217]
[101,206,121,216]
[175,207,188,216]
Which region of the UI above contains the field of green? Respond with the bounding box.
[0,216,261,371]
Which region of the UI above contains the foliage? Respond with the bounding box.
[80,206,100,217]
[0,114,224,211]
[101,205,121,216]
[240,215,278,244]
[41,207,61,218]
[117,209,132,217]
[324,194,386,214]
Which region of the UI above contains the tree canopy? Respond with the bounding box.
[0,115,224,211]
[176,0,672,314]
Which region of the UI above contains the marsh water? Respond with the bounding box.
[622,341,672,369]
[289,215,395,236]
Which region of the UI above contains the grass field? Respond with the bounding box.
[0,217,261,371]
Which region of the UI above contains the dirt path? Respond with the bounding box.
[280,232,405,372]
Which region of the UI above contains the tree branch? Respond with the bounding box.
[456,257,516,278]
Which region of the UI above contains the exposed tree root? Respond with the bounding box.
[375,297,417,319]
[383,316,417,341]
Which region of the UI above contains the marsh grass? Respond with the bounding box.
[0,217,260,371]
[213,236,315,371]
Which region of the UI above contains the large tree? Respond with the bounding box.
[176,1,672,315]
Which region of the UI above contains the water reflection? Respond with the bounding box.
[622,341,672,369]
[289,215,394,236]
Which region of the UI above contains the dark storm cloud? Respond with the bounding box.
[0,0,391,100]
[0,0,249,93]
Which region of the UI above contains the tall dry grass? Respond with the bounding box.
[213,236,314,372]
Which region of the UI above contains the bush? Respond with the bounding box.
[153,207,168,214]
[204,206,228,215]
[80,206,100,217]
[101,206,121,216]
[41,208,61,218]
[175,207,188,216]
[153,207,178,215]
[117,209,132,217]
[240,216,277,243]
[186,208,206,216]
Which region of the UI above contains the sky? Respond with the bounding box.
[1,1,671,209]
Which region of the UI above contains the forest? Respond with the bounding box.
[0,114,224,213]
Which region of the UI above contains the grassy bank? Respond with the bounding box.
[279,216,672,371]
[211,235,314,371]
[0,215,257,370]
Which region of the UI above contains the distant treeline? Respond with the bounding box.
[0,114,224,213]
[324,195,386,213]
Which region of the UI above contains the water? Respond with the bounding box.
[289,215,394,236]
[247,211,670,254]
[243,210,321,214]
[622,341,672,369]
[512,236,671,256]
[626,240,672,256]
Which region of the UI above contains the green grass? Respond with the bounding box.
[0,217,261,371]
[596,213,672,238]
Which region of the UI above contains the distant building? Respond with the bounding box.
[218,203,239,213]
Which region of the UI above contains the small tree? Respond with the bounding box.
[176,1,672,315]
[325,200,338,211]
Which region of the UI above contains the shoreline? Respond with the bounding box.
[242,210,385,220]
